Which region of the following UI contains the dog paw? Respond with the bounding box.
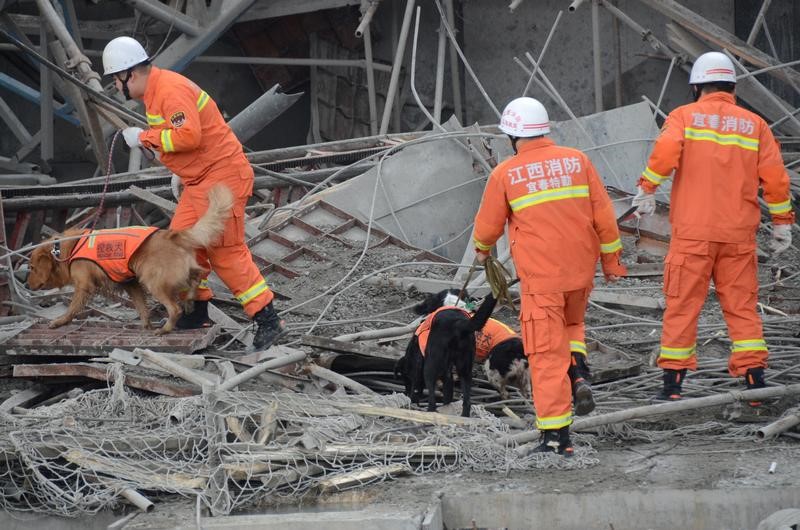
[48,320,66,329]
[155,325,173,336]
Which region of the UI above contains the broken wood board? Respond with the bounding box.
[318,464,409,494]
[301,335,403,360]
[0,385,49,412]
[0,321,219,355]
[13,363,198,397]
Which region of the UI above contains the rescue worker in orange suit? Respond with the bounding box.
[632,51,795,400]
[101,36,285,350]
[473,97,627,455]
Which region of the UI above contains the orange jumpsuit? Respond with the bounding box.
[138,67,273,318]
[474,138,626,431]
[69,227,158,282]
[475,318,518,362]
[639,91,795,376]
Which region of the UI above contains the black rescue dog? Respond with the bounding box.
[397,289,497,417]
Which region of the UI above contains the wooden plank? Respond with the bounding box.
[318,464,409,493]
[0,385,49,412]
[13,363,198,397]
[300,335,402,360]
[590,290,664,310]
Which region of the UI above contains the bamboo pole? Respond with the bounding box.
[500,383,800,446]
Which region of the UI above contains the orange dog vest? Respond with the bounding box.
[68,227,159,283]
[474,318,519,362]
[414,306,471,356]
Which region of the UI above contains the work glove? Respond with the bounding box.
[170,173,182,201]
[770,224,793,254]
[122,127,143,148]
[631,186,655,217]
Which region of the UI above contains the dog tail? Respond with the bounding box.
[467,292,498,332]
[175,184,235,248]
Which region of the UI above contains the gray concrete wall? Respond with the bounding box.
[442,487,800,530]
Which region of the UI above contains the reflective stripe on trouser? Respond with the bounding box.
[170,167,274,318]
[658,237,766,377]
[520,288,590,431]
[567,320,587,357]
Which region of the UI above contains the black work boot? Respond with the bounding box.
[745,367,766,406]
[175,300,213,329]
[569,352,595,416]
[252,302,286,350]
[654,368,687,401]
[534,426,574,457]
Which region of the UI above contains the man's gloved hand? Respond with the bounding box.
[170,173,182,201]
[631,186,656,217]
[770,224,793,254]
[122,127,143,148]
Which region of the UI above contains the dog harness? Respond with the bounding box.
[474,318,519,362]
[414,306,471,356]
[67,227,159,283]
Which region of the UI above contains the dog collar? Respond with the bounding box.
[51,241,61,258]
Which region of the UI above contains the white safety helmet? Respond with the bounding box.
[102,36,149,76]
[689,51,736,85]
[499,97,550,137]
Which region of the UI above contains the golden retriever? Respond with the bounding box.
[27,184,233,334]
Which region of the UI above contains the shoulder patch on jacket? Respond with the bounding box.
[170,111,186,128]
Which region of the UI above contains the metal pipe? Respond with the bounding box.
[363,24,378,135]
[746,0,773,45]
[123,0,201,37]
[409,8,492,174]
[119,488,154,512]
[756,409,800,440]
[568,0,589,12]
[34,0,102,92]
[39,26,54,162]
[217,350,307,392]
[355,0,380,38]
[434,0,500,118]
[509,0,524,11]
[444,0,462,122]
[501,383,800,446]
[736,58,800,81]
[523,10,563,97]
[655,55,676,111]
[612,0,623,107]
[432,17,447,124]
[591,0,603,112]
[227,84,303,144]
[192,54,392,71]
[379,0,415,135]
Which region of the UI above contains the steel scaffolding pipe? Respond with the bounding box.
[192,55,392,71]
[227,84,304,145]
[379,0,416,135]
[34,0,101,92]
[355,0,380,38]
[123,0,202,37]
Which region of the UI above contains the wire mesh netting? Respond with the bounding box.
[0,379,598,517]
